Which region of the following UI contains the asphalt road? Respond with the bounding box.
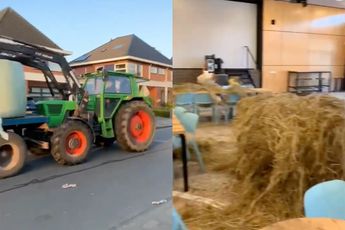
[0,127,172,230]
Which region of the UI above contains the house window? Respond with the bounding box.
[136,64,142,76]
[28,87,60,100]
[150,66,158,74]
[115,64,126,72]
[128,63,136,74]
[150,66,165,75]
[128,63,143,76]
[158,68,165,75]
[104,64,114,71]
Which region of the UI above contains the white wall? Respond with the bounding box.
[173,0,257,68]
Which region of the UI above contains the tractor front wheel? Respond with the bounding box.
[0,132,26,178]
[50,120,92,165]
[115,101,155,152]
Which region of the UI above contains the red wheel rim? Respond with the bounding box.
[65,131,87,156]
[129,110,152,143]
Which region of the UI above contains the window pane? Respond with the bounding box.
[115,64,126,69]
[105,76,131,94]
[137,64,142,76]
[104,64,114,71]
[150,66,158,74]
[158,68,165,75]
[31,87,41,93]
[128,63,136,74]
[85,78,103,95]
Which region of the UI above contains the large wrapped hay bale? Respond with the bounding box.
[184,93,345,230]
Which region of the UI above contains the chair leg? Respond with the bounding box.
[172,208,188,230]
[233,106,237,117]
[190,139,205,172]
[192,104,197,114]
[212,106,219,124]
[224,107,229,123]
[229,107,234,120]
[186,147,191,160]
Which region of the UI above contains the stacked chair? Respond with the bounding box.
[175,92,240,123]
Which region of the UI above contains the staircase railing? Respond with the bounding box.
[244,45,257,69]
[243,46,261,87]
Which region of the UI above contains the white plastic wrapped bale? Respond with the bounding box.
[0,60,26,118]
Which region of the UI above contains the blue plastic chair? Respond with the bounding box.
[173,112,205,172]
[226,94,240,121]
[175,94,195,112]
[173,106,187,120]
[172,208,188,230]
[304,179,345,220]
[173,107,191,160]
[194,93,218,123]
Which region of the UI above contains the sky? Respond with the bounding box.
[0,0,172,61]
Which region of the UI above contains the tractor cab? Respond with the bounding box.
[83,71,152,116]
[81,70,153,139]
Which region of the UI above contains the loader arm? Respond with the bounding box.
[0,36,83,100]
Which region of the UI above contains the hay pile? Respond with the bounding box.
[184,93,345,230]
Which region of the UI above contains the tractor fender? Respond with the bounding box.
[66,117,95,142]
[126,96,153,107]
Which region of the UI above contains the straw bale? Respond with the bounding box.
[183,93,345,230]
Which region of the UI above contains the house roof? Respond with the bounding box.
[70,34,172,66]
[0,7,60,49]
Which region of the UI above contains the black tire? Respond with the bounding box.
[0,132,26,178]
[50,120,92,165]
[95,136,114,147]
[115,101,155,152]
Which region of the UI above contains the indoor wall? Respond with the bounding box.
[262,0,345,92]
[173,0,257,83]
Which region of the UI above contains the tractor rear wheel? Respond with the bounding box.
[115,101,155,152]
[0,132,26,178]
[50,120,92,165]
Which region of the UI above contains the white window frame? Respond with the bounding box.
[136,64,143,77]
[128,63,136,74]
[158,68,165,75]
[150,66,158,74]
[115,63,127,72]
[103,64,115,71]
[127,62,143,76]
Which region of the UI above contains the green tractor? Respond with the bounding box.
[0,36,156,177]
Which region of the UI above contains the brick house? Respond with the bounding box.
[0,8,173,105]
[70,34,173,107]
[0,7,69,98]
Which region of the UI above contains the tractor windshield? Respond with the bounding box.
[85,78,103,95]
[104,76,131,94]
